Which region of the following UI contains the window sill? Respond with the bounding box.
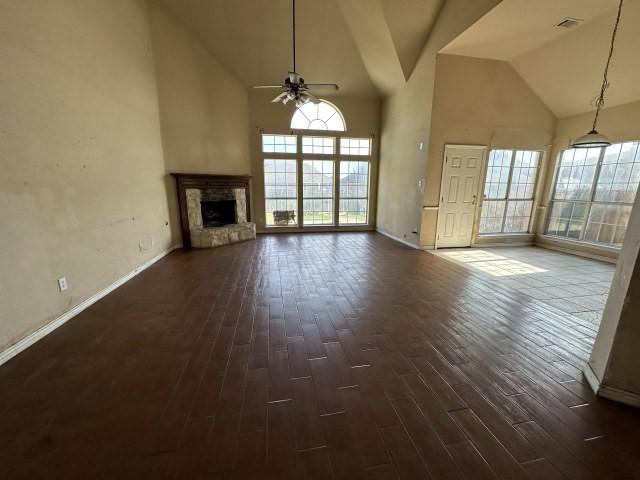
[477,233,532,237]
[472,233,534,247]
[258,225,374,234]
[535,235,620,263]
[539,235,621,252]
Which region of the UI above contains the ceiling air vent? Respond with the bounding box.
[556,17,583,29]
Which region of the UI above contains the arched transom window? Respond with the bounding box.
[290,100,346,131]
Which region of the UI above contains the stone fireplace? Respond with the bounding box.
[171,173,255,248]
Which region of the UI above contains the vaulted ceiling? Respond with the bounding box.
[156,0,442,98]
[442,0,640,118]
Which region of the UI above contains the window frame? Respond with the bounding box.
[261,131,373,229]
[478,149,543,235]
[545,141,640,248]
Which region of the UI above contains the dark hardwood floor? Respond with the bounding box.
[1,232,639,479]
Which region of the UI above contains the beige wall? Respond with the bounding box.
[149,3,251,243]
[423,54,556,247]
[377,0,500,246]
[0,0,173,352]
[249,90,381,231]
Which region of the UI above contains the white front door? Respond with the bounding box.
[436,145,486,248]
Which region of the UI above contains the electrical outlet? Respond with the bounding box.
[58,277,68,292]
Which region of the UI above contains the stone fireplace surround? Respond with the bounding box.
[171,173,255,249]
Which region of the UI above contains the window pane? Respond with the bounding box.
[339,161,369,224]
[483,150,512,200]
[546,201,588,238]
[503,200,533,233]
[584,204,631,246]
[340,137,371,156]
[262,134,297,153]
[509,151,540,199]
[302,136,335,154]
[264,159,297,226]
[552,147,599,201]
[303,160,334,225]
[479,200,506,233]
[594,142,640,203]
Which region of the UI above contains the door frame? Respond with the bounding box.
[435,144,488,249]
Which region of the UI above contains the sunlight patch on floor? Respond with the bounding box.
[438,250,547,276]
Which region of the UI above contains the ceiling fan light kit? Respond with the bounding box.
[252,0,339,108]
[571,0,623,149]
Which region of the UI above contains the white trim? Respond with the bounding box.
[376,229,419,249]
[583,362,640,407]
[0,245,181,367]
[583,362,602,394]
[599,385,640,408]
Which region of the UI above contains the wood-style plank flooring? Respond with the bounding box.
[1,232,639,479]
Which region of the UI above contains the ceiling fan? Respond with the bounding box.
[252,0,339,107]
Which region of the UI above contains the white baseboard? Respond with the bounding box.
[376,229,419,249]
[583,362,602,394]
[0,245,181,367]
[599,385,640,407]
[583,362,640,407]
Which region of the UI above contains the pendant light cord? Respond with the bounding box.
[592,0,623,131]
[292,0,296,72]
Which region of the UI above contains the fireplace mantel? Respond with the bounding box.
[171,173,252,248]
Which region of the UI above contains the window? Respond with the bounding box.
[302,136,335,154]
[262,134,297,154]
[479,149,540,234]
[262,102,373,228]
[303,160,334,225]
[340,138,371,156]
[291,100,346,131]
[547,141,640,247]
[264,159,297,226]
[339,161,369,224]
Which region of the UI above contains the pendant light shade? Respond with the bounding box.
[571,0,623,149]
[571,130,612,149]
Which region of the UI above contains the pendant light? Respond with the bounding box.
[571,0,624,149]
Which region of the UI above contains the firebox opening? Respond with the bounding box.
[201,200,236,227]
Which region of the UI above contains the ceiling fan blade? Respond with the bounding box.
[305,83,339,90]
[271,91,289,103]
[253,85,285,89]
